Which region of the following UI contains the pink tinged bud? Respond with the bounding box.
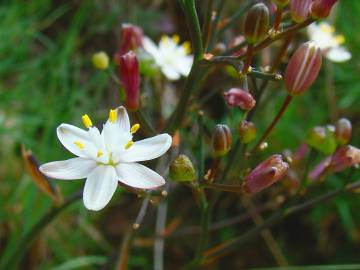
[285,41,322,96]
[120,51,140,111]
[243,154,289,194]
[335,118,352,146]
[212,124,232,157]
[311,0,338,19]
[330,145,360,173]
[244,3,270,44]
[120,23,143,55]
[290,0,312,23]
[224,88,256,110]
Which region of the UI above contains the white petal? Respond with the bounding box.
[118,134,172,162]
[57,124,95,158]
[143,37,161,61]
[39,158,97,180]
[83,165,118,211]
[326,47,352,62]
[116,162,165,189]
[161,65,181,80]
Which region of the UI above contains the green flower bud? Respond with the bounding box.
[238,120,257,144]
[212,124,232,156]
[306,126,336,155]
[169,155,197,182]
[244,3,269,44]
[92,51,109,70]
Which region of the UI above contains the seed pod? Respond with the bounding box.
[120,23,143,55]
[335,118,352,146]
[243,154,289,194]
[238,120,257,144]
[306,126,336,155]
[224,88,256,111]
[330,145,360,172]
[272,0,290,8]
[92,51,109,70]
[285,41,322,96]
[212,124,232,157]
[244,3,269,44]
[169,155,197,182]
[311,0,338,19]
[290,0,312,23]
[120,51,140,111]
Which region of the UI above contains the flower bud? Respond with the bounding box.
[224,88,256,110]
[244,3,269,44]
[272,0,289,8]
[169,155,197,182]
[330,145,360,172]
[311,0,338,19]
[285,41,322,96]
[306,126,336,155]
[335,118,352,146]
[308,156,331,181]
[238,120,257,144]
[119,23,143,55]
[120,51,140,111]
[212,124,232,157]
[290,0,312,23]
[92,51,109,70]
[243,154,289,194]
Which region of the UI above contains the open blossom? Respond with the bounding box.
[307,22,351,62]
[39,107,172,211]
[142,35,193,80]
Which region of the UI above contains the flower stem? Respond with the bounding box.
[242,44,253,74]
[202,0,214,51]
[251,95,293,154]
[273,7,283,33]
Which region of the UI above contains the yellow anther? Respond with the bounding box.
[124,140,134,150]
[74,141,85,149]
[182,41,191,54]
[82,114,93,128]
[97,150,103,157]
[160,35,169,45]
[109,109,117,123]
[172,35,180,44]
[131,123,140,134]
[334,34,345,45]
[320,24,335,33]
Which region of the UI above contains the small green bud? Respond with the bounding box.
[244,3,269,44]
[238,120,257,144]
[169,155,197,182]
[212,124,232,156]
[306,126,336,155]
[92,51,109,70]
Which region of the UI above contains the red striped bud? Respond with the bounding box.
[120,23,143,55]
[290,0,312,23]
[120,51,140,111]
[285,41,322,96]
[224,88,256,110]
[244,3,269,44]
[335,118,352,146]
[311,0,338,19]
[330,145,360,172]
[243,155,289,194]
[212,124,232,157]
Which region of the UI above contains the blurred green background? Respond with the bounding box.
[0,0,359,269]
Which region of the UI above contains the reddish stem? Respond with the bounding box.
[242,44,253,74]
[273,8,283,32]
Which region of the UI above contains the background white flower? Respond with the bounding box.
[40,107,172,211]
[142,35,193,80]
[307,22,351,63]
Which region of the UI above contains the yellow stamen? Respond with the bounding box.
[124,140,134,150]
[172,35,180,44]
[130,123,140,134]
[182,41,191,54]
[82,114,93,128]
[334,34,345,45]
[320,24,335,33]
[109,109,117,123]
[97,150,103,157]
[74,141,85,149]
[160,35,169,45]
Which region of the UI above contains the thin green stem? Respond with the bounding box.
[202,0,214,50]
[197,111,205,180]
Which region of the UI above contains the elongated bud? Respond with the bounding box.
[330,145,360,172]
[335,118,352,146]
[120,51,140,111]
[92,51,109,70]
[290,0,312,23]
[120,23,143,55]
[244,3,269,44]
[285,41,322,96]
[306,126,336,155]
[311,0,338,19]
[169,155,197,182]
[212,124,232,157]
[243,154,289,194]
[272,0,289,8]
[224,88,256,110]
[238,120,257,144]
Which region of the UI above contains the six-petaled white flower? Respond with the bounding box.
[39,107,172,211]
[307,22,351,63]
[142,35,193,80]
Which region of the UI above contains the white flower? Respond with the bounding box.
[142,35,193,80]
[307,22,351,63]
[39,107,172,211]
